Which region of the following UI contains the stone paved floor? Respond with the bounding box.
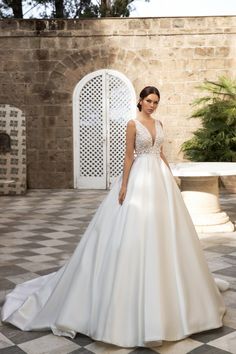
[0,190,235,354]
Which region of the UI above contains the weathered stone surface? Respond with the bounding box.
[0,17,235,188]
[172,18,185,28]
[18,20,36,31]
[35,20,47,33]
[215,46,231,57]
[128,19,151,30]
[160,19,171,29]
[0,19,17,30]
[221,176,236,193]
[62,56,78,70]
[66,20,83,30]
[33,49,49,61]
[195,47,215,57]
[38,60,57,71]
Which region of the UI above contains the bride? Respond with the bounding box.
[1,86,228,348]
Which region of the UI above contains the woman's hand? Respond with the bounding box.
[119,185,127,205]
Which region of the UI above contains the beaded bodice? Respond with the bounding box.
[134,119,164,156]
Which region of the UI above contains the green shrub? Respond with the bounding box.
[181,76,236,162]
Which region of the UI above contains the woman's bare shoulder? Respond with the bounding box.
[126,119,136,128]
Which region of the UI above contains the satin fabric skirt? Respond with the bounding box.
[1,154,226,348]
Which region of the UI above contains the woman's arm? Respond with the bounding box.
[159,120,172,174]
[160,146,173,174]
[118,120,136,205]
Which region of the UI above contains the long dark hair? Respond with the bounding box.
[137,86,160,111]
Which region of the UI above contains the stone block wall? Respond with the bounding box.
[0,17,235,188]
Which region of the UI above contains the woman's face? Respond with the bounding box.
[140,93,159,114]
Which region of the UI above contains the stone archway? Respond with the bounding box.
[38,46,153,188]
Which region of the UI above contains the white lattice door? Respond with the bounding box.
[73,70,136,189]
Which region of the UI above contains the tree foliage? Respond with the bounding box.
[181,76,236,162]
[0,0,23,18]
[0,0,147,18]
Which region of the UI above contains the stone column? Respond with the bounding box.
[181,176,234,233]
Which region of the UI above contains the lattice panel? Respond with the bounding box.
[75,70,135,188]
[108,74,134,177]
[79,75,104,177]
[0,104,26,195]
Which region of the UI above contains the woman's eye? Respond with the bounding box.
[146,99,158,104]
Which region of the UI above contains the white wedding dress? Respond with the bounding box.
[1,119,227,348]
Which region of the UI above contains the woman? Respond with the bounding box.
[1,86,228,348]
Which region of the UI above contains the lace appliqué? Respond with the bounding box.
[133,119,164,157]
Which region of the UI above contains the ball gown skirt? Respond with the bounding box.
[1,119,227,348]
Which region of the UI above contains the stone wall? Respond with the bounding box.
[0,17,235,188]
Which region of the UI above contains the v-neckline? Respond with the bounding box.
[136,119,157,147]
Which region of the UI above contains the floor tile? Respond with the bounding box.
[6,273,39,285]
[0,346,27,353]
[214,266,236,278]
[0,332,14,349]
[0,266,26,277]
[18,334,79,354]
[157,338,202,353]
[0,240,31,247]
[23,255,56,263]
[188,344,232,353]
[36,240,67,247]
[86,341,132,354]
[17,262,60,273]
[222,291,236,309]
[28,247,63,255]
[206,246,236,255]
[130,348,158,354]
[208,331,236,354]
[42,232,75,239]
[70,333,95,347]
[223,308,236,329]
[0,324,48,345]
[190,326,235,343]
[69,348,94,354]
[223,255,236,266]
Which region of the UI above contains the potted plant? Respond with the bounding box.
[181,76,236,162]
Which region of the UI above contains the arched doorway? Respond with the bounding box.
[73,69,136,189]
